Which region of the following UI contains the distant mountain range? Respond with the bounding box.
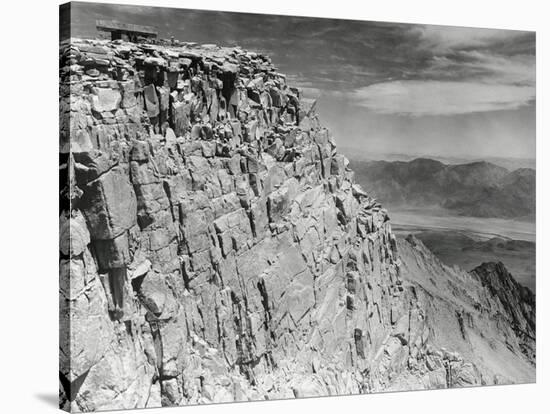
[338,148,536,171]
[350,158,535,220]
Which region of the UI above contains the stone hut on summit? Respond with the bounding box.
[96,20,158,42]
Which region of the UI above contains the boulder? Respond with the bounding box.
[80,167,137,240]
[91,88,121,112]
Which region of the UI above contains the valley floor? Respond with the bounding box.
[390,209,536,292]
[389,208,535,242]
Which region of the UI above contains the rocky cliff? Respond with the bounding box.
[397,236,535,387]
[59,37,535,412]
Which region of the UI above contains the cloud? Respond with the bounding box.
[350,26,535,116]
[411,25,528,53]
[424,51,535,84]
[352,80,534,116]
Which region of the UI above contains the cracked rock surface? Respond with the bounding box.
[59,37,535,412]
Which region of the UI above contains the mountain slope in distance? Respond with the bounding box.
[350,158,535,220]
[411,230,535,291]
[396,235,535,385]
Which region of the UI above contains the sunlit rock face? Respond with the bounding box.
[59,37,535,412]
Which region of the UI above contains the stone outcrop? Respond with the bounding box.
[470,261,536,360]
[396,236,535,388]
[59,37,535,412]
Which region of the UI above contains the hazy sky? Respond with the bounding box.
[70,2,536,160]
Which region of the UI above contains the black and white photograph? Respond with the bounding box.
[56,1,538,412]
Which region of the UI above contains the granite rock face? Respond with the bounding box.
[59,38,535,412]
[470,261,536,360]
[396,236,535,388]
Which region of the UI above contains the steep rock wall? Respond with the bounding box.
[397,236,535,386]
[59,38,412,411]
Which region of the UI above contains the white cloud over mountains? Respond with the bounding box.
[351,27,535,116]
[412,25,525,53]
[352,80,534,116]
